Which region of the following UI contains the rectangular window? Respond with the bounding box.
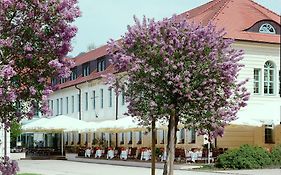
[100,89,103,108]
[101,132,105,142]
[85,92,88,111]
[71,95,74,113]
[159,130,165,144]
[51,78,57,86]
[265,125,274,143]
[188,128,196,144]
[179,129,185,144]
[97,59,105,72]
[66,97,69,114]
[92,133,96,144]
[82,63,90,77]
[77,94,81,112]
[85,133,88,144]
[56,99,59,116]
[127,132,133,144]
[253,68,261,94]
[121,89,125,105]
[109,88,112,107]
[137,131,142,144]
[78,133,81,144]
[70,68,77,81]
[120,133,124,145]
[93,91,96,109]
[60,98,63,115]
[51,100,54,115]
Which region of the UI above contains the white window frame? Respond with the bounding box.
[264,61,275,95]
[253,68,261,94]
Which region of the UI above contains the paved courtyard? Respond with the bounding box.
[17,160,281,175]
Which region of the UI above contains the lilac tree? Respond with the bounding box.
[107,16,250,175]
[0,0,80,174]
[0,0,80,126]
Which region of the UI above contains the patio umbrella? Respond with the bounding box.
[22,118,51,132]
[231,102,281,126]
[22,115,89,156]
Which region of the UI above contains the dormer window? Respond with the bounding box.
[51,78,57,86]
[97,59,105,72]
[82,62,90,77]
[259,23,276,34]
[70,68,77,81]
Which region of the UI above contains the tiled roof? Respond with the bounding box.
[177,0,280,44]
[56,0,280,90]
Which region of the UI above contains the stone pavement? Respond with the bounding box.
[17,159,281,175]
[17,160,221,175]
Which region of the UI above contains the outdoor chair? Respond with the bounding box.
[120,148,128,160]
[84,148,91,158]
[107,148,114,159]
[185,150,192,163]
[140,148,151,161]
[95,149,102,158]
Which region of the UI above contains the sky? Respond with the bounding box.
[69,0,281,57]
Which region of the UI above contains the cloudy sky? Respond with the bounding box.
[69,0,281,57]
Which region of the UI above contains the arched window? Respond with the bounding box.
[264,61,275,95]
[259,23,276,34]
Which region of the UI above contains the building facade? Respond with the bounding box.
[45,0,281,150]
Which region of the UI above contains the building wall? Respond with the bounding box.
[48,41,281,150]
[234,41,281,104]
[49,78,128,122]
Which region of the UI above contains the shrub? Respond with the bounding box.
[215,145,272,169]
[270,144,281,165]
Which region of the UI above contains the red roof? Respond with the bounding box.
[177,0,280,44]
[57,0,280,89]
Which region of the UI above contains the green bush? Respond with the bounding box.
[270,144,281,165]
[215,145,272,169]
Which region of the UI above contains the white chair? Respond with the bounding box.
[107,150,114,159]
[196,151,202,162]
[185,150,192,163]
[84,148,91,158]
[191,151,198,163]
[120,149,128,160]
[161,151,167,162]
[95,149,102,158]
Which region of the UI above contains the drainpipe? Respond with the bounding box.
[75,85,82,120]
[115,93,119,148]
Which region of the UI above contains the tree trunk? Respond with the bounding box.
[163,111,178,175]
[151,118,156,175]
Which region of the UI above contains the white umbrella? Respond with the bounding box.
[232,102,281,126]
[22,118,50,132]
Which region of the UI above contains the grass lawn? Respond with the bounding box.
[18,173,42,175]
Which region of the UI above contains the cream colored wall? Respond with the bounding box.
[48,77,128,122]
[233,41,281,103]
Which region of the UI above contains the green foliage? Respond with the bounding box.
[10,120,21,147]
[270,144,281,165]
[215,145,272,169]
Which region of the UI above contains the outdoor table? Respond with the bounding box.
[107,150,114,159]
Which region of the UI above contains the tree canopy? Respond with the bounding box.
[107,16,250,175]
[0,0,80,127]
